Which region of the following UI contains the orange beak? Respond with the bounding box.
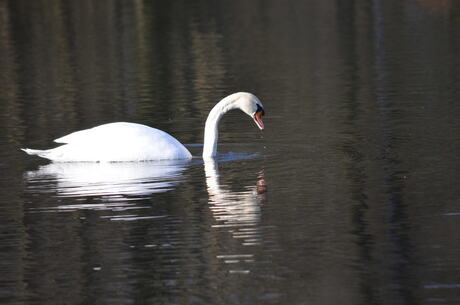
[253,110,264,130]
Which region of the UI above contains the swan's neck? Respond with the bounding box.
[202,95,239,159]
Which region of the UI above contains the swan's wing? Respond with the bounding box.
[54,122,171,144]
[55,128,92,144]
[54,122,141,144]
[48,122,192,161]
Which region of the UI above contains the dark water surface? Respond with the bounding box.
[2,1,460,304]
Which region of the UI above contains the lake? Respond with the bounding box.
[1,1,460,304]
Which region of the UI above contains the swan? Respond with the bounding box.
[21,92,265,162]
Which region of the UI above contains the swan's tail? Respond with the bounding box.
[21,148,52,159]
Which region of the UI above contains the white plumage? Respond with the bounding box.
[22,92,265,162]
[22,122,192,162]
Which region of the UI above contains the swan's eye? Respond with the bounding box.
[256,104,265,116]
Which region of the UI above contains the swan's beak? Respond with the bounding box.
[253,110,265,130]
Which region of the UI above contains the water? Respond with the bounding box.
[1,1,460,304]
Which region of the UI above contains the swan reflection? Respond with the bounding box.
[204,160,267,271]
[24,161,187,198]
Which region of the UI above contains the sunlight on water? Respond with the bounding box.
[105,215,169,222]
[29,201,151,213]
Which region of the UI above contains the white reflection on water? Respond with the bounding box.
[24,161,187,215]
[204,160,267,273]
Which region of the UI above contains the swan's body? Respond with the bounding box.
[22,92,265,162]
[22,122,192,162]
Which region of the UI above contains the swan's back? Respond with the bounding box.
[23,122,192,162]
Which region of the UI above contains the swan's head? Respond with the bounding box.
[232,92,265,130]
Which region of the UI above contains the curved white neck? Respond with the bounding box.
[202,95,240,159]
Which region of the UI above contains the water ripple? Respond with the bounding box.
[23,161,188,198]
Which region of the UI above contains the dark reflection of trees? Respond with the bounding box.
[371,2,416,304]
[335,1,378,304]
[335,0,460,304]
[0,2,27,303]
[4,0,241,147]
[335,1,419,304]
[2,0,460,304]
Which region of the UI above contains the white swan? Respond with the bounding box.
[22,92,265,162]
